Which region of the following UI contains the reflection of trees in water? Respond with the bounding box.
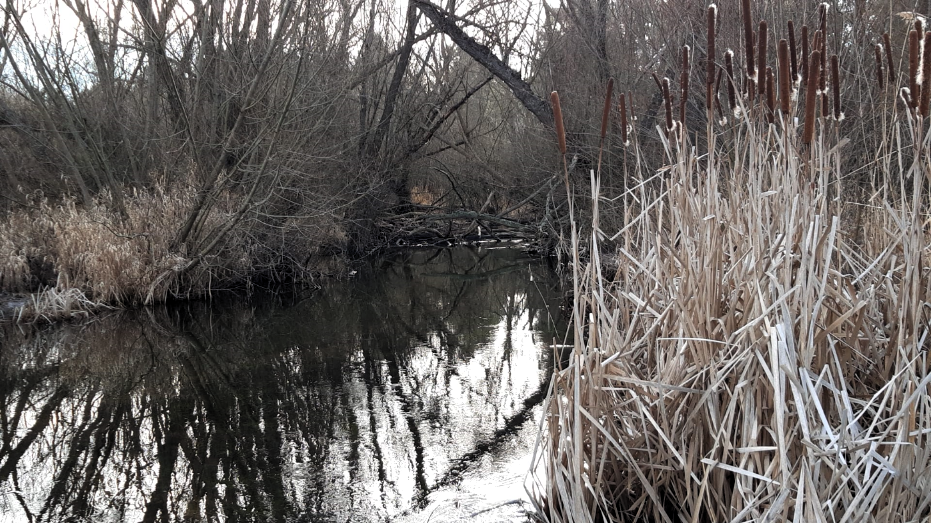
[0,247,565,522]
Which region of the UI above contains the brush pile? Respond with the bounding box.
[530,3,931,521]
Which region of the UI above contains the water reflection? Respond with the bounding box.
[0,246,565,522]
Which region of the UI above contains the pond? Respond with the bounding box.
[0,246,567,522]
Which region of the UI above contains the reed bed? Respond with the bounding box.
[530,11,931,522]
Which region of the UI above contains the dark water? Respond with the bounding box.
[0,246,566,522]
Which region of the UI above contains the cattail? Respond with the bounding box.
[917,18,925,37]
[874,44,885,90]
[714,68,725,119]
[551,91,566,155]
[830,54,841,119]
[803,50,822,145]
[601,78,614,141]
[758,20,769,98]
[741,0,755,95]
[724,50,737,112]
[765,67,775,123]
[819,6,827,88]
[707,4,717,111]
[680,46,691,127]
[788,21,798,80]
[662,77,674,132]
[778,39,791,114]
[883,33,895,84]
[910,30,921,108]
[921,31,931,117]
[619,93,629,146]
[801,25,810,86]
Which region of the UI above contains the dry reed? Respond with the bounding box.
[765,67,775,123]
[619,93,629,146]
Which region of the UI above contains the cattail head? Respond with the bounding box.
[601,78,614,140]
[801,25,810,86]
[910,29,921,108]
[788,21,798,80]
[883,33,895,84]
[819,3,829,35]
[874,43,885,90]
[778,39,791,114]
[741,0,755,91]
[619,93,629,146]
[921,32,931,117]
[550,91,566,155]
[758,20,769,97]
[765,67,775,123]
[707,4,717,110]
[724,49,737,114]
[662,77,675,132]
[803,50,822,145]
[680,46,691,127]
[917,18,925,37]
[830,54,842,119]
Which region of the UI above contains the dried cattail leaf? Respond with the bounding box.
[619,93,629,146]
[803,50,822,145]
[550,91,566,155]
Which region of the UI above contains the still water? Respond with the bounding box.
[0,246,566,522]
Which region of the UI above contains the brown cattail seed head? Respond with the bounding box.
[778,39,791,114]
[883,33,895,84]
[758,20,769,97]
[766,67,776,123]
[601,78,614,140]
[830,54,841,119]
[741,0,755,75]
[910,30,921,108]
[680,46,691,127]
[662,77,674,132]
[788,21,798,80]
[874,44,885,90]
[550,91,566,155]
[801,25,810,86]
[707,4,717,111]
[921,32,931,117]
[803,50,822,145]
[724,50,737,112]
[619,93,629,146]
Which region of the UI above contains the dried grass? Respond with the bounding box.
[530,71,931,523]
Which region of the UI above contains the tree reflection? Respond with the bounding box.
[0,246,565,522]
